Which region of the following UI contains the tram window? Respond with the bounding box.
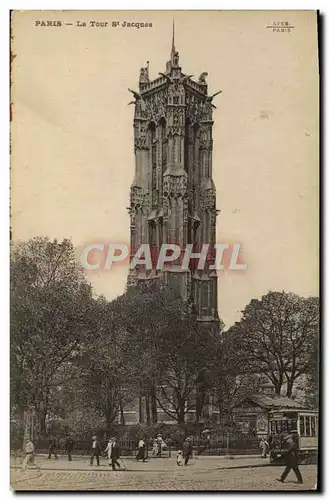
[310,417,316,437]
[288,419,297,432]
[300,416,305,436]
[305,416,311,436]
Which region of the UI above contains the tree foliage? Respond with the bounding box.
[228,291,319,397]
[11,237,94,430]
[110,282,222,424]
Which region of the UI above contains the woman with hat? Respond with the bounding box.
[183,437,193,466]
[136,438,147,462]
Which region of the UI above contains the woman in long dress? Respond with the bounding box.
[104,438,113,466]
[136,438,146,461]
[151,439,158,456]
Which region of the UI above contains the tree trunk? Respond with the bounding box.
[37,399,48,433]
[286,378,294,398]
[151,386,157,423]
[145,395,151,425]
[139,396,143,424]
[268,372,283,396]
[195,390,206,422]
[40,411,47,432]
[106,411,115,428]
[272,377,283,396]
[15,406,25,440]
[177,399,186,424]
[119,400,125,425]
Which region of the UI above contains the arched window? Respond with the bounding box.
[149,220,156,246]
[184,118,191,174]
[159,118,166,197]
[201,281,210,317]
[193,123,200,207]
[148,220,157,268]
[148,122,157,207]
[158,218,163,251]
[203,209,210,243]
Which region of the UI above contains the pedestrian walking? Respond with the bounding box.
[136,438,147,462]
[22,438,38,470]
[48,436,58,460]
[105,438,113,466]
[110,437,121,471]
[65,435,74,461]
[260,437,269,458]
[183,437,193,466]
[268,435,273,449]
[90,435,101,466]
[276,433,303,484]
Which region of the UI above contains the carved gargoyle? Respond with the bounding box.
[206,90,222,102]
[128,88,147,113]
[205,90,222,109]
[128,88,143,106]
[128,88,142,100]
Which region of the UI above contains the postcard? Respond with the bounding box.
[10,10,319,491]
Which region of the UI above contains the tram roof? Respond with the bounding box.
[234,394,306,411]
[255,395,305,409]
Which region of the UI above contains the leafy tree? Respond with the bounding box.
[74,296,136,427]
[117,283,222,424]
[111,282,178,424]
[209,329,262,418]
[11,237,94,431]
[228,291,319,397]
[295,336,319,409]
[155,313,201,424]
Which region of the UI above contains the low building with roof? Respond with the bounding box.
[231,395,306,437]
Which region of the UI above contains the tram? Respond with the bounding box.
[269,408,318,464]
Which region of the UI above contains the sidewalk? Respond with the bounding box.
[11,454,272,472]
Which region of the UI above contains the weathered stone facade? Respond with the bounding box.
[127,30,219,324]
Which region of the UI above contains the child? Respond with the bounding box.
[22,439,38,470]
[176,450,183,466]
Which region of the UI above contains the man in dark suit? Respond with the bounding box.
[65,435,74,461]
[183,437,193,466]
[276,432,303,484]
[48,436,58,460]
[90,435,101,466]
[110,437,121,471]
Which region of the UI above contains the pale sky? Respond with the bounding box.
[11,10,319,326]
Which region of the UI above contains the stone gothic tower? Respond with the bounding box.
[128,26,220,324]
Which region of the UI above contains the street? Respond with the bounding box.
[10,456,317,491]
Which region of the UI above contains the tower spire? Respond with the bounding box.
[171,19,175,54]
[170,19,179,67]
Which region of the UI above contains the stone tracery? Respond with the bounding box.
[128,30,220,324]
